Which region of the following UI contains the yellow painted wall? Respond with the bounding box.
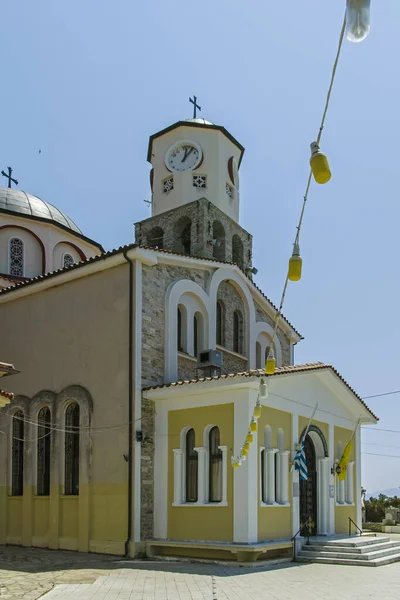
[7,497,23,543]
[258,406,292,540]
[168,403,234,541]
[60,497,79,548]
[33,497,50,545]
[90,484,128,554]
[334,425,357,534]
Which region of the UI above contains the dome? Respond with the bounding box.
[185,118,214,125]
[0,187,82,234]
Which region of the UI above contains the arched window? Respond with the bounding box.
[212,221,226,261]
[216,301,224,346]
[177,304,188,353]
[147,226,164,249]
[37,407,51,496]
[12,411,24,496]
[232,235,244,270]
[63,253,74,269]
[233,310,243,354]
[185,428,198,502]
[64,403,80,495]
[209,426,223,502]
[9,238,24,277]
[174,217,192,255]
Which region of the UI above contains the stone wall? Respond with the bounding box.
[135,198,254,272]
[219,349,248,374]
[177,354,198,380]
[217,280,246,356]
[254,301,291,366]
[140,397,155,541]
[141,263,207,388]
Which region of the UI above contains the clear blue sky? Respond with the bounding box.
[2,0,399,495]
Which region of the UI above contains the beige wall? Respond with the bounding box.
[0,263,132,554]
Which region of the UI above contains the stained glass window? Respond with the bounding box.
[63,253,74,268]
[64,403,80,495]
[12,411,24,496]
[37,407,51,496]
[9,238,24,277]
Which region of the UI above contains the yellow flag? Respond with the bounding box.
[337,439,352,481]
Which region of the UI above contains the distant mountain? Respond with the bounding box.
[366,488,400,500]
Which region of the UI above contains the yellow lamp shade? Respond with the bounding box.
[250,419,257,433]
[265,355,276,375]
[241,448,248,457]
[246,432,253,444]
[253,404,262,419]
[310,142,331,184]
[232,460,241,468]
[243,442,250,452]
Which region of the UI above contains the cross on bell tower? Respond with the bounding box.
[189,95,201,119]
[1,167,18,189]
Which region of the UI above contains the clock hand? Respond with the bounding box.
[181,147,194,163]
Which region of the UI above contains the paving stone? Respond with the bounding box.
[2,546,400,600]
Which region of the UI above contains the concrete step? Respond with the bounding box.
[301,540,400,554]
[308,535,390,548]
[298,545,400,561]
[296,552,400,567]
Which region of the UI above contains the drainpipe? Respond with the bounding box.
[123,250,134,557]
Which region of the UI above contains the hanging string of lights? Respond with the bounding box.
[231,0,372,468]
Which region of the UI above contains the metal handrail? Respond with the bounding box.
[348,516,363,537]
[291,527,303,562]
[292,515,313,561]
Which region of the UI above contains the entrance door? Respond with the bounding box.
[299,434,317,536]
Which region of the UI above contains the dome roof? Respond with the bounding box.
[185,118,214,125]
[0,187,82,234]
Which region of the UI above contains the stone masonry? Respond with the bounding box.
[135,198,254,273]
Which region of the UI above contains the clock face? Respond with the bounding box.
[165,140,202,172]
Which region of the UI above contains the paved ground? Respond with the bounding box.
[2,544,400,600]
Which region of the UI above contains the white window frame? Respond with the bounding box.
[172,426,228,507]
[260,426,290,508]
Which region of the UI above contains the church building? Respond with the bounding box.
[0,114,377,561]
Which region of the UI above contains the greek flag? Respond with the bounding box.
[294,440,308,481]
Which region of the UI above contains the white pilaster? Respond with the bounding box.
[279,451,290,505]
[219,445,228,504]
[266,449,278,505]
[291,412,300,536]
[318,457,330,535]
[195,447,207,504]
[233,392,258,543]
[172,449,183,505]
[346,461,355,505]
[328,423,335,534]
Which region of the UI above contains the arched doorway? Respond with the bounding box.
[299,425,330,536]
[300,434,317,535]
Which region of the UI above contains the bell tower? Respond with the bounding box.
[147,114,244,223]
[135,108,255,275]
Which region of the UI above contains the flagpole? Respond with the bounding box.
[301,402,319,443]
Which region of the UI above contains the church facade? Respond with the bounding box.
[0,117,377,561]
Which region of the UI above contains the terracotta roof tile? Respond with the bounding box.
[142,362,378,421]
[0,243,302,338]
